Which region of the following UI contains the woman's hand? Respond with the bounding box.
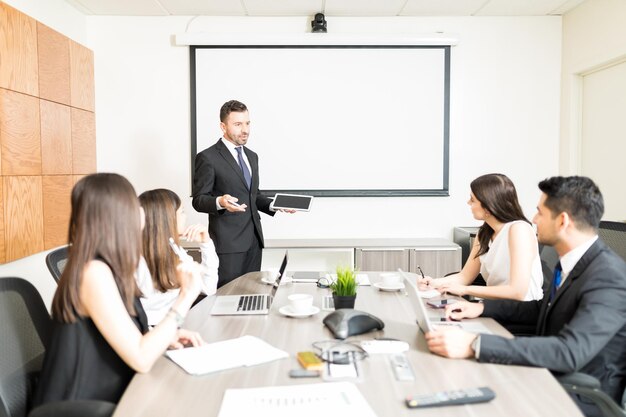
[176,261,203,299]
[437,283,468,297]
[418,275,436,290]
[181,224,210,243]
[169,329,205,349]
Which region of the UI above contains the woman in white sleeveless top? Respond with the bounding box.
[421,174,543,301]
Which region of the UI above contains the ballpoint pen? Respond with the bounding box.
[417,265,426,280]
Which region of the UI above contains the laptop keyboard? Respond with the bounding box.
[238,295,266,312]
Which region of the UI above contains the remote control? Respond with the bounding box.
[389,354,415,381]
[405,387,495,408]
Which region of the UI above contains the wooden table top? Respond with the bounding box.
[114,271,582,417]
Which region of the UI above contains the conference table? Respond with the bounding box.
[114,271,583,417]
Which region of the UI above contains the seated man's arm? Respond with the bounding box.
[482,298,542,326]
[479,266,626,373]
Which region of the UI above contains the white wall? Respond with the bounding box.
[3,0,88,46]
[88,16,561,240]
[560,0,626,175]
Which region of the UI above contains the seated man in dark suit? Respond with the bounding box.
[425,176,626,417]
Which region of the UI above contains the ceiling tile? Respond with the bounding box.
[68,0,167,15]
[63,0,585,17]
[400,0,487,16]
[325,0,408,16]
[243,0,323,16]
[476,0,573,16]
[159,0,246,15]
[549,0,586,15]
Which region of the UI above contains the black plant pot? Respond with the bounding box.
[333,293,356,309]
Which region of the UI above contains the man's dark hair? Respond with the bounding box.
[538,176,604,231]
[220,100,247,123]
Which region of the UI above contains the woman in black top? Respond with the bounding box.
[33,173,204,406]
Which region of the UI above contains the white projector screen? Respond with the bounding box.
[191,45,450,196]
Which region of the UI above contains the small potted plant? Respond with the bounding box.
[330,266,358,309]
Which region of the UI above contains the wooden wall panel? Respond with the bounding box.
[0,88,41,175]
[69,40,95,112]
[41,100,72,174]
[0,2,38,96]
[73,174,85,187]
[0,180,4,264]
[37,23,71,105]
[42,175,72,249]
[71,107,96,174]
[0,5,95,264]
[3,176,44,262]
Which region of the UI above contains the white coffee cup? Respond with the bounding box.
[288,293,313,314]
[264,268,279,283]
[380,273,400,286]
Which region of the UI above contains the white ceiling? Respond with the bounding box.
[65,0,585,17]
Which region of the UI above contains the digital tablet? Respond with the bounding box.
[271,193,314,212]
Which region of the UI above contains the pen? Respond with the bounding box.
[417,265,425,280]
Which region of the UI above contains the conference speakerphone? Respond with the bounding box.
[270,193,314,212]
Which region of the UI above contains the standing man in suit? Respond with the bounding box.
[192,100,282,287]
[425,176,626,417]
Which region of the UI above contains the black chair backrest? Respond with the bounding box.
[0,277,52,417]
[598,221,626,262]
[45,246,69,283]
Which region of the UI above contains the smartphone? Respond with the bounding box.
[289,369,320,378]
[426,298,458,309]
[323,351,359,380]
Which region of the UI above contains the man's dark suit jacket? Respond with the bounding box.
[479,239,626,403]
[192,139,274,254]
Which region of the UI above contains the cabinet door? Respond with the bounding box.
[409,248,461,277]
[355,249,409,272]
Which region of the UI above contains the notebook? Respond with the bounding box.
[210,252,288,315]
[397,269,492,334]
[165,335,288,375]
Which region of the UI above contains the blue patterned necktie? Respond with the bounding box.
[549,262,562,302]
[235,147,251,189]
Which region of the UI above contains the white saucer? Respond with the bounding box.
[261,277,277,285]
[279,305,320,318]
[261,275,293,285]
[373,282,405,292]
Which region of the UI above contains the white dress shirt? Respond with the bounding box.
[558,235,598,287]
[215,138,252,210]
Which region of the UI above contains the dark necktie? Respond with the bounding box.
[235,147,251,190]
[549,262,562,302]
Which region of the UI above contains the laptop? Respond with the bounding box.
[397,269,492,334]
[210,252,288,316]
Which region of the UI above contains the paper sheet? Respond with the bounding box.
[217,382,378,417]
[417,289,441,299]
[165,335,288,375]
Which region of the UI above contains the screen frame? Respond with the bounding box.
[189,44,451,198]
[271,193,314,211]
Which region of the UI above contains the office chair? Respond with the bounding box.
[557,372,626,417]
[598,221,626,262]
[45,246,69,283]
[0,277,115,417]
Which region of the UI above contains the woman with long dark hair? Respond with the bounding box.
[137,188,219,325]
[421,173,543,300]
[33,174,203,407]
